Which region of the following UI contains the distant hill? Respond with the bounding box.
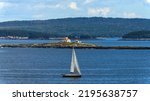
[122,30,150,40]
[0,17,150,39]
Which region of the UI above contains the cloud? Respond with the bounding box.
[68,2,79,10]
[88,7,111,16]
[123,12,141,18]
[0,2,11,9]
[146,0,150,4]
[33,3,63,9]
[84,0,95,4]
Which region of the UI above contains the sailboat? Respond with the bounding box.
[63,48,81,77]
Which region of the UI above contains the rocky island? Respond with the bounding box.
[0,42,97,48]
[1,41,150,50]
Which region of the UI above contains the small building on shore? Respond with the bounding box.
[64,37,71,42]
[63,37,82,43]
[75,39,81,43]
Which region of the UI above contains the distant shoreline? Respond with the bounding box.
[1,37,150,41]
[122,38,150,41]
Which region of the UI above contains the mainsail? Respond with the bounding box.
[70,48,81,75]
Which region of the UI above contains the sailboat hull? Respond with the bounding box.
[62,74,81,77]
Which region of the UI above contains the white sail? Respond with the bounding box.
[70,48,81,75]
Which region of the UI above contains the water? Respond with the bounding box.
[0,39,57,44]
[83,38,150,47]
[0,48,150,84]
[1,38,150,47]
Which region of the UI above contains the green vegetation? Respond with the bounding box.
[122,30,150,39]
[0,17,150,39]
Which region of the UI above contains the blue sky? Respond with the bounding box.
[0,0,150,21]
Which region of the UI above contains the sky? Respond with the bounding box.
[0,0,150,21]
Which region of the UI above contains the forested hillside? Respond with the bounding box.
[122,30,150,39]
[0,17,150,39]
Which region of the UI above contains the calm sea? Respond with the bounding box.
[1,38,150,47]
[0,39,150,84]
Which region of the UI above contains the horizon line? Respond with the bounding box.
[0,16,150,23]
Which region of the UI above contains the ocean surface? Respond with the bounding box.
[0,39,150,84]
[1,38,150,47]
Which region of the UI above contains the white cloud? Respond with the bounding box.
[84,0,95,4]
[88,7,111,16]
[146,0,150,4]
[0,2,11,9]
[33,3,63,9]
[68,2,79,10]
[55,4,62,8]
[123,12,141,18]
